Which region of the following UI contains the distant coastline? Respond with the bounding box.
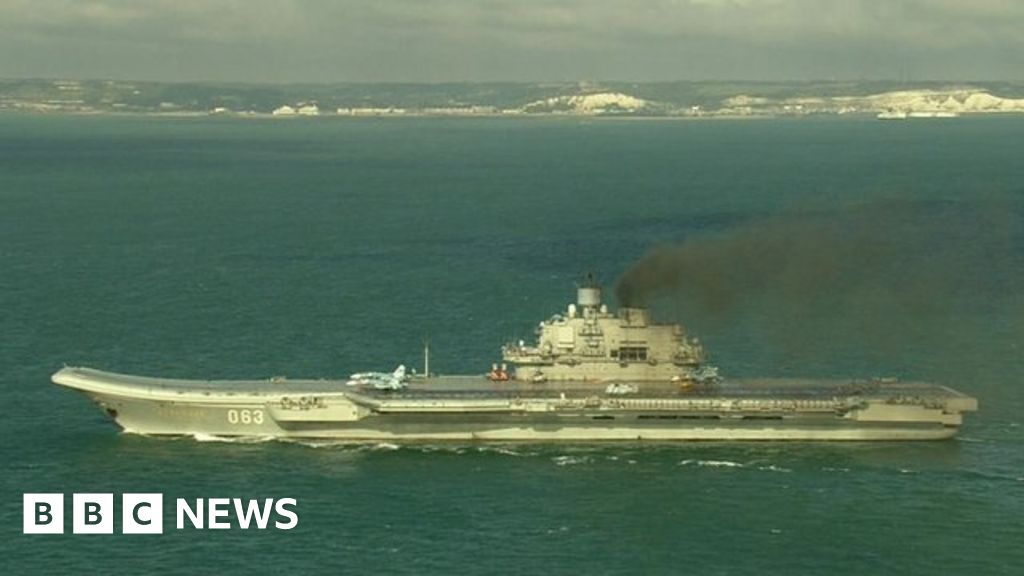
[4,79,1024,119]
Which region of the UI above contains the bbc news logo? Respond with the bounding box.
[23,494,298,534]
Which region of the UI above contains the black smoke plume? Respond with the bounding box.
[614,199,1023,376]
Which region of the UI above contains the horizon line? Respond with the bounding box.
[2,77,1019,87]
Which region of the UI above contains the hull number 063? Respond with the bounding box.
[227,409,264,425]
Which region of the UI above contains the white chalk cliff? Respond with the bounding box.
[523,92,649,114]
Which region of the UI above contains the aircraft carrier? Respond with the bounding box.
[52,280,977,441]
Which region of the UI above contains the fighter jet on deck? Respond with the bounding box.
[346,365,408,390]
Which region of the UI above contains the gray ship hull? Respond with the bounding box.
[53,367,976,441]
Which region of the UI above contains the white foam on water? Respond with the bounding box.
[369,442,401,451]
[676,459,791,472]
[475,446,534,457]
[418,445,466,454]
[281,439,367,449]
[679,459,745,468]
[957,436,986,443]
[191,433,274,444]
[757,464,792,473]
[552,455,592,466]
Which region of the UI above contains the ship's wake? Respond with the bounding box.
[190,433,277,444]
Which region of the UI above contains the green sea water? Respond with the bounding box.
[1,114,1022,574]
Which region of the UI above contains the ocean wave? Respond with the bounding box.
[369,442,401,451]
[678,459,790,472]
[955,467,1024,484]
[276,439,401,451]
[679,459,744,468]
[552,455,593,466]
[756,464,792,473]
[956,436,987,443]
[419,445,467,454]
[475,445,535,457]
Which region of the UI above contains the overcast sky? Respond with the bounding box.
[1,0,1021,82]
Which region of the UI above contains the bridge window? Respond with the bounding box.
[616,346,648,361]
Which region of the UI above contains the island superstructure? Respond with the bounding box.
[52,280,977,441]
[501,278,708,383]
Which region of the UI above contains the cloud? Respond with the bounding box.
[0,0,1021,81]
